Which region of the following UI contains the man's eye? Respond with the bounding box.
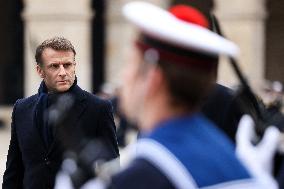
[63,63,72,68]
[50,64,59,69]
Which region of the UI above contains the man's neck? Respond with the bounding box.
[139,97,193,133]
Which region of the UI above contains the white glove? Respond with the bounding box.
[236,114,280,189]
[54,171,75,189]
[80,178,107,189]
[54,170,107,189]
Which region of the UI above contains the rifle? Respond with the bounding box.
[210,14,284,138]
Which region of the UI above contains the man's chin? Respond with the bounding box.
[55,85,71,93]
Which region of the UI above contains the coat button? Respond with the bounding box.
[44,158,51,165]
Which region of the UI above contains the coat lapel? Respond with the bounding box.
[47,85,88,155]
[31,94,49,151]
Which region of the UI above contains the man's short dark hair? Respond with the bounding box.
[35,37,76,65]
[158,59,216,109]
[135,34,218,109]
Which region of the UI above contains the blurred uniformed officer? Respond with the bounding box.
[55,2,281,189]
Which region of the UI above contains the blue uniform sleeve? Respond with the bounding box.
[109,158,174,189]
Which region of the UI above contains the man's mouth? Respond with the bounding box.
[57,80,68,84]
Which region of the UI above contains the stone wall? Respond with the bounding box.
[21,0,268,93]
[105,0,267,91]
[22,0,93,96]
[215,0,267,89]
[105,0,170,87]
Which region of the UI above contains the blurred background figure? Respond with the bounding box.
[0,120,4,129]
[96,83,138,147]
[201,84,243,142]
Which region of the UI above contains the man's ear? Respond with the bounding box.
[36,64,45,78]
[146,66,164,97]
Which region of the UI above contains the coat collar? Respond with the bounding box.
[34,79,88,154]
[47,84,88,155]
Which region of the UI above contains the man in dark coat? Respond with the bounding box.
[202,83,243,143]
[2,37,119,189]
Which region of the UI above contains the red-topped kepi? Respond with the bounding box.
[169,5,209,29]
[122,1,239,62]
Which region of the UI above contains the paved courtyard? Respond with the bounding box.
[0,127,10,188]
[0,107,12,188]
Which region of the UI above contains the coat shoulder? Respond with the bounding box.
[83,90,112,108]
[13,94,38,111]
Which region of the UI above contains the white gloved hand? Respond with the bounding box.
[54,171,107,189]
[236,114,280,189]
[54,171,75,189]
[80,178,107,189]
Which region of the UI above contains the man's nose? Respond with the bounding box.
[58,65,67,76]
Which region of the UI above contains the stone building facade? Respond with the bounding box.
[0,0,283,103]
[105,0,272,90]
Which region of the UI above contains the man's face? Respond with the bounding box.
[36,48,76,93]
[120,47,149,124]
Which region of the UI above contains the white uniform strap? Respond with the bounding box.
[79,138,263,189]
[135,138,198,189]
[135,139,265,189]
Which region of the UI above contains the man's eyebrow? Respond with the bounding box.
[48,61,74,65]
